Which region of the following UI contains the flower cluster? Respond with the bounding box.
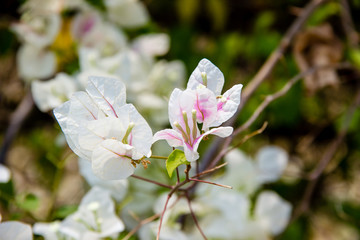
[154,59,243,161]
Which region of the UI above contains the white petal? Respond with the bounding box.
[0,164,11,183]
[17,45,56,81]
[192,87,217,131]
[12,13,61,48]
[78,158,129,202]
[33,221,62,240]
[255,146,288,184]
[86,76,126,117]
[186,126,233,162]
[187,58,224,95]
[254,191,292,235]
[210,84,243,127]
[125,104,153,157]
[168,88,196,130]
[153,129,184,147]
[54,101,88,159]
[92,139,135,180]
[61,187,124,238]
[31,73,77,112]
[105,0,149,28]
[0,221,32,240]
[222,149,259,195]
[132,33,170,57]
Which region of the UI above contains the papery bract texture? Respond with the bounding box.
[60,187,124,239]
[0,221,32,240]
[54,76,152,180]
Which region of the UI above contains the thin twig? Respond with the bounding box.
[156,177,191,240]
[237,0,327,112]
[191,162,228,179]
[156,194,171,240]
[131,174,173,189]
[185,192,208,240]
[232,121,268,149]
[340,0,359,47]
[189,178,232,189]
[0,91,34,164]
[122,213,160,240]
[207,63,351,171]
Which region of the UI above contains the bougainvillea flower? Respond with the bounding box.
[153,88,233,162]
[54,76,152,179]
[187,58,243,128]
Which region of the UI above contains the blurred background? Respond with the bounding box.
[1,0,360,239]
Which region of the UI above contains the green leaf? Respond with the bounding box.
[166,149,190,177]
[16,193,39,212]
[349,49,360,69]
[53,205,78,219]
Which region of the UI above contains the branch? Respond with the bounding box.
[340,0,359,47]
[235,0,327,116]
[200,0,328,171]
[0,91,34,164]
[207,62,351,171]
[122,213,160,240]
[191,162,228,179]
[185,192,207,240]
[131,174,173,189]
[189,178,232,189]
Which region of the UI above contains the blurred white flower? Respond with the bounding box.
[33,221,70,240]
[73,13,127,53]
[132,34,170,57]
[17,44,56,81]
[31,73,77,112]
[255,146,288,183]
[0,221,32,240]
[20,0,86,14]
[60,187,124,239]
[78,158,128,201]
[104,0,149,28]
[0,164,11,183]
[254,191,292,236]
[12,12,61,48]
[221,146,289,195]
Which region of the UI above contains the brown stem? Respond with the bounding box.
[340,0,359,47]
[189,178,232,189]
[185,192,208,240]
[207,63,351,171]
[131,174,172,189]
[122,213,160,240]
[191,162,228,179]
[0,91,34,164]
